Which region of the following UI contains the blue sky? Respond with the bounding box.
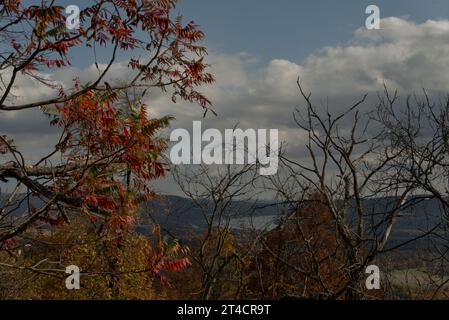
[44,0,449,68]
[176,0,449,64]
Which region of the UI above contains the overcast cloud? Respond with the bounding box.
[3,17,449,194]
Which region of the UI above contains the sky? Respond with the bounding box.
[176,0,449,63]
[3,1,449,196]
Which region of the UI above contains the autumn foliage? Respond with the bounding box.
[245,193,349,299]
[0,0,213,297]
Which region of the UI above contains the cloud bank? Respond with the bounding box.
[2,17,449,193]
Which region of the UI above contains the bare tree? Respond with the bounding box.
[267,81,440,299]
[163,163,265,300]
[375,88,449,299]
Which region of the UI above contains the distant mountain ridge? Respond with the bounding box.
[140,195,447,249]
[2,193,446,249]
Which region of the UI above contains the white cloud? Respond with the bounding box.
[295,18,449,96]
[3,17,449,168]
